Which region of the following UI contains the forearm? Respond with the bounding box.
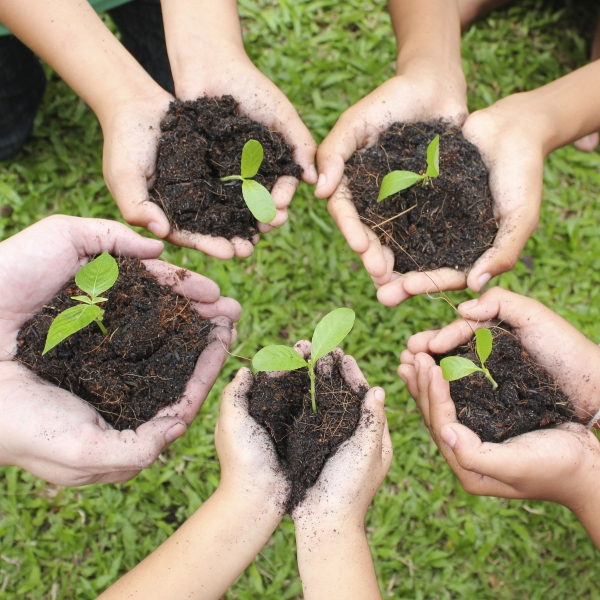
[389,0,463,78]
[161,0,246,97]
[0,0,159,123]
[296,519,381,600]
[98,486,282,600]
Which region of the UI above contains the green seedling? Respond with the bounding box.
[220,139,277,223]
[440,328,498,391]
[43,252,119,355]
[377,135,440,202]
[252,308,355,414]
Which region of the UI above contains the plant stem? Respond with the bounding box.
[96,318,108,335]
[220,175,243,182]
[308,360,317,414]
[483,368,498,391]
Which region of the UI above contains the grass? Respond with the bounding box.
[1,0,600,598]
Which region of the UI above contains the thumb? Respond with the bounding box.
[351,387,387,452]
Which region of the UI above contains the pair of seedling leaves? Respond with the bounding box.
[220,139,277,224]
[378,135,440,202]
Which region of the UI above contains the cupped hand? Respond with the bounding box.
[215,368,289,511]
[398,352,600,514]
[174,52,317,249]
[0,215,241,485]
[399,286,600,426]
[290,344,393,526]
[316,67,467,291]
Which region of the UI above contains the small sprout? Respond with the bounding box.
[220,139,277,223]
[252,308,356,414]
[377,135,440,202]
[440,328,498,391]
[43,252,119,355]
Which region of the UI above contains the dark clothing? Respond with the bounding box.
[0,0,173,161]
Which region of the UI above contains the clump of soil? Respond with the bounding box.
[345,121,498,273]
[248,354,367,511]
[16,258,215,431]
[150,95,302,241]
[435,327,578,442]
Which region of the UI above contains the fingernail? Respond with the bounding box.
[165,423,187,443]
[374,388,386,403]
[441,427,457,448]
[148,222,164,237]
[477,273,491,289]
[315,173,327,192]
[307,164,318,183]
[460,299,478,310]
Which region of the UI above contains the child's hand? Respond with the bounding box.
[215,368,290,511]
[315,69,467,298]
[0,215,240,486]
[398,352,600,534]
[399,287,600,425]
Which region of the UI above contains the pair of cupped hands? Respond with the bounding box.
[111,60,546,307]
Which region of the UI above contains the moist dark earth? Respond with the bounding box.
[16,258,214,431]
[345,121,498,274]
[150,95,302,241]
[435,327,578,442]
[249,354,366,511]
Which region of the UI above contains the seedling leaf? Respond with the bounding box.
[440,356,481,381]
[475,328,493,365]
[75,252,119,297]
[253,345,308,372]
[71,296,92,304]
[426,135,440,178]
[241,140,264,179]
[378,171,424,202]
[242,179,277,223]
[43,304,102,355]
[311,308,355,363]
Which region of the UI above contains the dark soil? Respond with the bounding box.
[248,354,367,512]
[345,121,498,273]
[150,95,302,241]
[15,258,215,431]
[434,327,579,443]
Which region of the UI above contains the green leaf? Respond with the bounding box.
[475,328,493,365]
[253,345,308,372]
[75,251,119,297]
[377,171,424,202]
[242,179,277,223]
[43,304,101,355]
[241,139,264,179]
[426,135,440,178]
[440,356,481,382]
[91,297,108,304]
[311,308,355,362]
[71,295,92,304]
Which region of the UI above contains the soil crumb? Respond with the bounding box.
[16,258,215,430]
[151,95,302,241]
[345,121,497,273]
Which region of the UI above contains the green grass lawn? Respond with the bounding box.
[1,0,600,598]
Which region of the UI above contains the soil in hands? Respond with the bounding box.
[150,95,302,241]
[248,353,367,512]
[435,327,579,443]
[15,259,215,431]
[345,121,498,273]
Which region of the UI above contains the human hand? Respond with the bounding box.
[0,215,241,485]
[399,287,600,425]
[215,367,290,513]
[315,67,467,296]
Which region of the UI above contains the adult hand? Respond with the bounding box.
[315,67,468,294]
[399,287,600,425]
[0,215,241,486]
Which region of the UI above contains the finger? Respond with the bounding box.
[406,330,440,355]
[338,352,370,394]
[271,176,299,209]
[574,132,599,152]
[193,296,242,322]
[265,208,288,228]
[359,225,389,280]
[166,229,236,259]
[351,387,387,454]
[64,216,165,259]
[279,116,317,183]
[141,259,220,302]
[315,352,334,378]
[231,237,256,258]
[327,183,371,254]
[376,273,414,306]
[397,363,419,405]
[426,319,483,356]
[257,222,273,233]
[220,368,255,417]
[415,353,437,427]
[402,269,468,297]
[371,246,395,287]
[381,412,393,472]
[293,340,311,361]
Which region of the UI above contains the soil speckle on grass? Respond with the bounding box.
[434,326,579,442]
[15,258,215,431]
[248,353,366,511]
[150,95,302,242]
[345,121,497,274]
